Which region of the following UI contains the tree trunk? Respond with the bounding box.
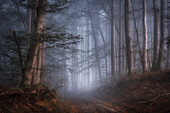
[97,13,108,77]
[125,0,135,75]
[152,0,159,71]
[131,0,144,72]
[86,17,90,86]
[21,0,47,86]
[87,0,102,81]
[143,0,149,72]
[157,0,165,70]
[166,0,170,69]
[111,0,116,78]
[36,43,42,84]
[40,42,45,83]
[119,0,123,75]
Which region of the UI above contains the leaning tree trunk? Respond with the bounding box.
[124,0,135,75]
[21,0,47,86]
[143,0,149,72]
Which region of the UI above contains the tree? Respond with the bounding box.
[152,0,159,71]
[21,0,48,86]
[87,0,102,81]
[157,0,165,70]
[166,0,170,69]
[124,0,135,75]
[142,0,149,72]
[131,0,144,72]
[119,0,123,75]
[111,0,116,78]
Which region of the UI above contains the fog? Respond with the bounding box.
[0,0,170,96]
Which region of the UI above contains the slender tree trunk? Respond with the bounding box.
[119,0,123,75]
[166,0,170,69]
[87,0,102,81]
[157,0,165,70]
[125,0,135,75]
[111,0,116,78]
[148,14,153,70]
[13,0,27,31]
[97,13,108,77]
[143,0,149,72]
[13,31,24,76]
[152,0,159,71]
[40,42,45,83]
[86,17,90,86]
[166,23,170,68]
[121,0,126,75]
[36,43,42,84]
[166,45,170,69]
[131,0,144,72]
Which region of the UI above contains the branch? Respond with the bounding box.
[13,30,24,75]
[13,0,27,31]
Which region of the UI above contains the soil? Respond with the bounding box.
[67,70,170,113]
[0,70,170,113]
[0,84,69,113]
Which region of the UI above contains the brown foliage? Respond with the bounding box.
[0,84,69,113]
[95,70,170,113]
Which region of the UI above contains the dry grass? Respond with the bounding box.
[95,70,170,113]
[0,84,69,113]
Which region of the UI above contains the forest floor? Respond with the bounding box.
[66,70,170,113]
[0,70,170,113]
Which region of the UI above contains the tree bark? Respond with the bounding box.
[131,0,144,72]
[40,42,45,83]
[111,0,116,78]
[87,0,102,81]
[21,0,47,86]
[143,0,149,72]
[125,0,135,75]
[97,13,108,77]
[119,0,123,75]
[157,0,165,70]
[152,0,159,71]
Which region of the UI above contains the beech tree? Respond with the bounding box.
[21,0,48,85]
[157,0,165,70]
[124,0,135,75]
[111,0,116,78]
[1,0,170,90]
[152,0,159,71]
[143,0,149,72]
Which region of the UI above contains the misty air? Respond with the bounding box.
[0,0,170,113]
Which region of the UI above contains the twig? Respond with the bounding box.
[138,93,170,104]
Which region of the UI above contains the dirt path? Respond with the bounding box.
[66,93,120,113]
[65,71,170,113]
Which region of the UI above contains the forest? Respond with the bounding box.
[0,0,170,113]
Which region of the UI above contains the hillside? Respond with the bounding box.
[68,70,170,113]
[0,71,170,113]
